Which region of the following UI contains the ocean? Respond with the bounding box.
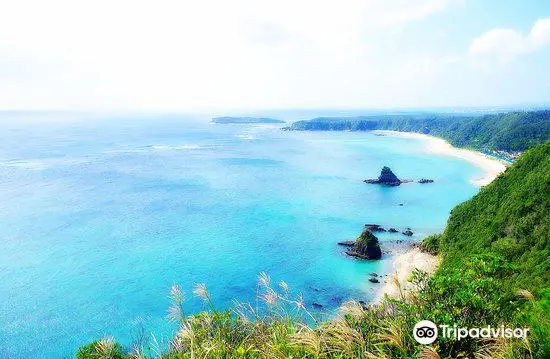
[0,112,481,358]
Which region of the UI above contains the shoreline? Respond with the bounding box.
[371,130,506,302]
[373,130,508,186]
[374,246,439,303]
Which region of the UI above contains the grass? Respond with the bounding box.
[76,267,538,359]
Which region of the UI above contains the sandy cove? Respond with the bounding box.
[374,247,439,303]
[373,130,508,186]
[371,130,509,301]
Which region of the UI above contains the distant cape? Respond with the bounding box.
[212,117,285,124]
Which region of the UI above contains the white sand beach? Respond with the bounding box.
[373,130,508,186]
[374,247,439,302]
[371,130,509,302]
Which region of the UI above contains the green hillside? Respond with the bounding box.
[422,141,550,357]
[287,110,550,157]
[434,141,549,291]
[75,142,550,359]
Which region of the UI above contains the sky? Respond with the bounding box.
[0,0,549,111]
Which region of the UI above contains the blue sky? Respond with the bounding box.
[0,0,549,110]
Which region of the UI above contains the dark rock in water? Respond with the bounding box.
[346,251,369,259]
[368,277,380,283]
[388,227,398,233]
[344,229,382,260]
[311,302,324,309]
[402,229,414,236]
[418,178,434,183]
[337,241,355,246]
[369,272,378,277]
[331,296,343,304]
[399,203,404,206]
[364,224,386,232]
[358,300,368,309]
[364,166,402,186]
[378,166,401,184]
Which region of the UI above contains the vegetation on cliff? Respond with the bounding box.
[76,142,550,358]
[286,110,550,157]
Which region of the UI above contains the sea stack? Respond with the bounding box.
[344,228,382,260]
[364,166,402,186]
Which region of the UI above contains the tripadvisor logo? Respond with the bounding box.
[413,320,530,344]
[413,320,438,344]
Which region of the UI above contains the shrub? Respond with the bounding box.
[421,234,441,254]
[76,338,125,359]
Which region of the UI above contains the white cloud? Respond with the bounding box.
[469,18,550,63]
[373,0,446,28]
[0,0,489,110]
[530,18,550,48]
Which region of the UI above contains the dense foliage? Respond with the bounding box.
[286,110,550,156]
[428,141,550,357]
[437,141,550,292]
[75,142,550,359]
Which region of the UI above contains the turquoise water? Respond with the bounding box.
[0,113,481,358]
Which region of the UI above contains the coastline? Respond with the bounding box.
[371,130,506,302]
[373,130,508,186]
[374,247,439,302]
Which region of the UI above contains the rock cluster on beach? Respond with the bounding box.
[338,228,382,260]
[365,224,386,232]
[362,224,414,236]
[368,272,380,283]
[336,209,418,262]
[337,223,415,260]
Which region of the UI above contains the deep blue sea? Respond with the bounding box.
[0,112,481,358]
